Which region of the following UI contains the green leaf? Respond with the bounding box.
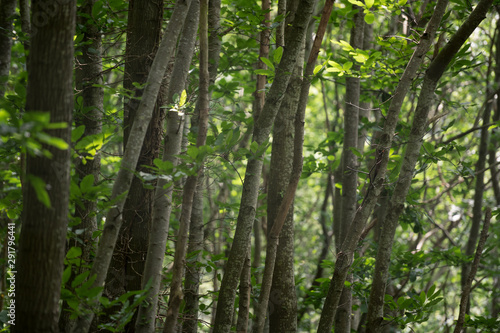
[260,57,274,70]
[343,61,353,71]
[72,270,90,288]
[179,89,187,107]
[332,40,354,51]
[365,0,374,8]
[187,146,199,160]
[364,12,375,24]
[72,125,85,142]
[326,60,343,73]
[28,175,51,208]
[313,64,323,75]
[254,69,275,76]
[352,50,369,63]
[80,174,95,193]
[273,46,283,64]
[66,246,82,259]
[347,0,365,6]
[45,122,68,130]
[250,141,258,153]
[62,266,72,285]
[419,290,426,304]
[349,147,362,157]
[37,132,69,150]
[427,284,436,298]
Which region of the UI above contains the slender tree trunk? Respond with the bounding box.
[266,1,304,331]
[182,173,205,333]
[73,0,103,269]
[212,1,316,332]
[71,0,193,331]
[236,243,252,332]
[317,0,453,330]
[59,1,103,330]
[365,1,492,331]
[460,37,492,309]
[13,0,75,331]
[335,10,364,333]
[253,2,334,332]
[106,0,164,308]
[0,0,15,96]
[135,1,200,331]
[454,208,491,333]
[163,0,210,330]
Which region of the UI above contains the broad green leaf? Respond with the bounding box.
[62,266,72,285]
[313,64,323,75]
[80,174,95,193]
[347,0,365,6]
[250,141,258,153]
[71,270,90,288]
[37,132,69,150]
[352,51,369,63]
[260,57,275,70]
[364,12,375,24]
[326,60,343,72]
[28,175,51,208]
[179,89,187,107]
[332,40,354,51]
[254,69,275,76]
[349,147,362,157]
[187,146,199,160]
[273,46,283,64]
[419,291,427,304]
[67,246,82,259]
[72,125,85,142]
[343,61,353,71]
[365,0,374,8]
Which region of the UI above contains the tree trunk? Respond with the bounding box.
[59,1,103,330]
[106,0,164,309]
[0,0,15,96]
[182,173,205,333]
[265,2,304,331]
[365,1,492,331]
[212,1,316,331]
[335,10,364,333]
[71,0,193,330]
[13,0,75,331]
[317,0,452,330]
[135,1,200,331]
[163,0,210,330]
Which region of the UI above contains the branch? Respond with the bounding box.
[453,207,492,333]
[441,123,494,145]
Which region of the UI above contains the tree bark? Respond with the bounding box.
[163,0,210,330]
[317,0,452,331]
[70,0,193,331]
[0,0,15,96]
[106,0,164,309]
[253,2,334,332]
[453,208,492,333]
[335,10,364,333]
[212,1,316,332]
[59,1,103,330]
[13,0,75,331]
[266,1,304,331]
[365,1,492,331]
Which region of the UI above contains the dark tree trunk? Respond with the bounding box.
[13,0,75,331]
[0,0,15,96]
[106,0,164,305]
